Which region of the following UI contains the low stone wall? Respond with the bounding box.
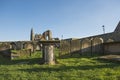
[104,42,120,55]
[11,49,32,59]
[0,49,11,59]
[0,43,11,59]
[60,39,103,56]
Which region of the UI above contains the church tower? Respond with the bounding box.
[30,28,34,41]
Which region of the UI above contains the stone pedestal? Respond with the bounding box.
[40,40,60,65]
[44,45,55,65]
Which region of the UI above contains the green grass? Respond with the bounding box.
[0,51,120,80]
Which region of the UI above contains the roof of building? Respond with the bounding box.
[114,21,120,32]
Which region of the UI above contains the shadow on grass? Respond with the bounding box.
[18,62,120,73]
[13,58,43,65]
[58,53,100,59]
[95,58,120,64]
[1,53,120,67]
[0,57,42,65]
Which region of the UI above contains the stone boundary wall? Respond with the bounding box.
[0,41,41,59]
[60,32,120,56]
[60,39,103,56]
[60,40,71,56]
[104,42,120,55]
[0,41,41,52]
[60,39,81,55]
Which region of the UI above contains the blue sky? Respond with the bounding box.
[0,0,120,41]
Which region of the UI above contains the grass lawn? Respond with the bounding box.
[0,51,120,80]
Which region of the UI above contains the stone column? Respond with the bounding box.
[40,40,60,65]
[44,45,55,65]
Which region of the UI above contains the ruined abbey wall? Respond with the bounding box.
[0,29,54,59]
[0,41,41,59]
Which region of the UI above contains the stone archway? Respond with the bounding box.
[24,43,34,52]
[35,44,41,51]
[107,39,114,42]
[10,42,17,50]
[92,37,103,54]
[81,39,91,55]
[42,30,52,40]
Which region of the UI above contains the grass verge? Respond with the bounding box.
[0,51,120,80]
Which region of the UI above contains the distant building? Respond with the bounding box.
[30,28,34,41]
[30,28,43,41]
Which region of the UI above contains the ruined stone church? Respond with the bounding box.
[0,29,53,59]
[30,28,53,41]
